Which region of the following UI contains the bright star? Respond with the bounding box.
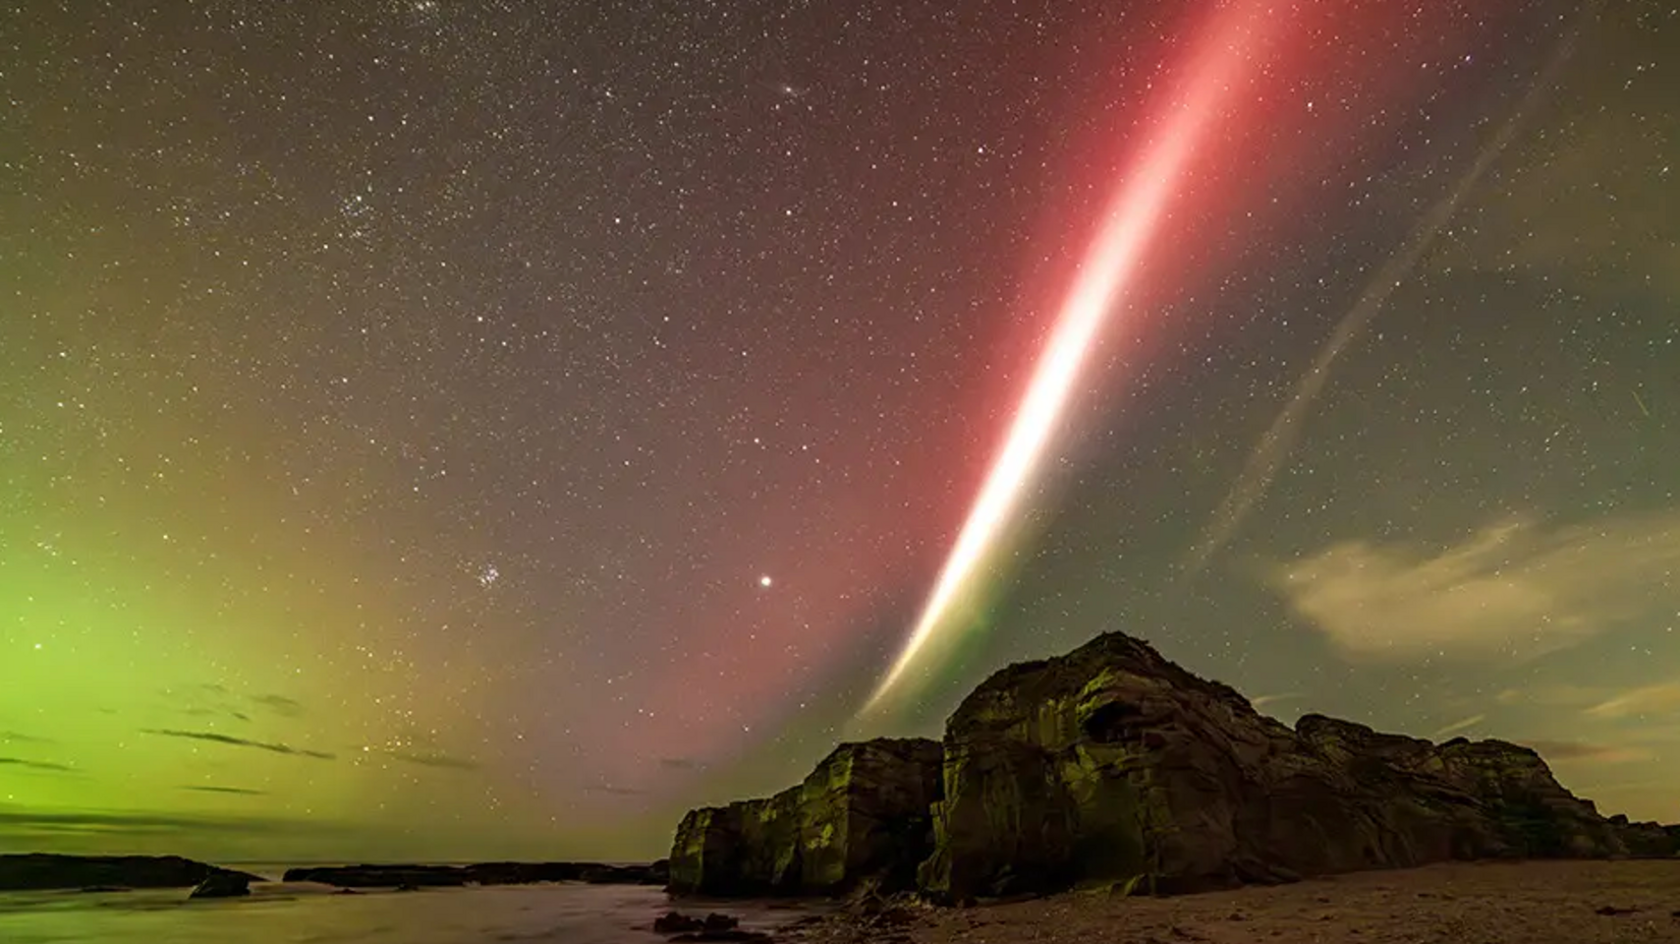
[759,575,773,588]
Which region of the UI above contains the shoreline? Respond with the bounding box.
[777,860,1680,944]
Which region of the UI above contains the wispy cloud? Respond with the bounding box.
[382,750,478,771]
[658,757,701,770]
[1249,693,1303,711]
[0,757,76,773]
[0,806,299,836]
[1495,685,1605,708]
[181,785,268,796]
[1586,681,1680,720]
[1431,715,1486,739]
[1268,512,1680,662]
[583,783,645,796]
[0,731,52,744]
[1520,740,1652,764]
[141,729,335,760]
[161,684,254,723]
[252,694,305,718]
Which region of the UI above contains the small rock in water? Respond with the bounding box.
[188,873,251,899]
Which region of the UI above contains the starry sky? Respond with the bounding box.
[2,0,1675,863]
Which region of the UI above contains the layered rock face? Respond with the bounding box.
[672,631,1676,901]
[667,737,943,895]
[924,632,1667,898]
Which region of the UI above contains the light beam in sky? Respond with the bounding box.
[860,1,1281,716]
[1178,2,1594,582]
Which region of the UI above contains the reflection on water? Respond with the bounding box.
[0,879,821,944]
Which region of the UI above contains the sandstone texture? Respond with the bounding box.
[667,738,943,895]
[671,632,1676,900]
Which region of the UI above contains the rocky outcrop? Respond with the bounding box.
[188,871,252,898]
[922,632,1673,899]
[1605,815,1680,857]
[0,854,262,892]
[282,860,668,887]
[671,631,1678,901]
[667,738,943,896]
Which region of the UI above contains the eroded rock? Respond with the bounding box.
[667,738,942,896]
[670,631,1677,902]
[0,854,261,892]
[922,632,1666,899]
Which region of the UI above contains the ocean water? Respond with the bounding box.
[0,873,827,944]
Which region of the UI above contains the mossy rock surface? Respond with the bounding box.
[670,631,1677,899]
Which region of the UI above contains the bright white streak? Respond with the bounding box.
[862,6,1271,715]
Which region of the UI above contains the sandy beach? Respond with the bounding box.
[790,860,1680,944]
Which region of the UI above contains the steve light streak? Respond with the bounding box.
[860,1,1281,716]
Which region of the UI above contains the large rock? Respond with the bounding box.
[670,631,1677,901]
[1605,815,1680,857]
[0,854,262,892]
[920,632,1668,899]
[667,738,943,896]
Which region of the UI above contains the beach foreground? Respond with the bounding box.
[787,860,1680,944]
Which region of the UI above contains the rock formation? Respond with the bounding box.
[0,854,262,892]
[667,738,943,895]
[282,860,668,887]
[669,632,1678,900]
[188,871,252,898]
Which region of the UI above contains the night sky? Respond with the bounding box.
[3,0,1675,863]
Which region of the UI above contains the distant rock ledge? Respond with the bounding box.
[0,854,262,892]
[667,631,1680,900]
[282,860,669,887]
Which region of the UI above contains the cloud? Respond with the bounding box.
[1494,685,1605,708]
[1586,681,1680,720]
[140,729,336,760]
[1431,715,1486,739]
[181,785,268,796]
[161,684,255,723]
[252,694,305,718]
[658,757,700,770]
[582,783,645,796]
[382,750,478,771]
[1268,512,1680,662]
[0,757,76,773]
[0,731,52,744]
[1249,693,1303,711]
[0,807,286,835]
[182,707,251,721]
[1520,740,1652,765]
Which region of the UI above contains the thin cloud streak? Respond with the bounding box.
[141,728,336,760]
[1180,6,1593,579]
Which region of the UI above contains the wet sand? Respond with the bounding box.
[788,860,1680,944]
